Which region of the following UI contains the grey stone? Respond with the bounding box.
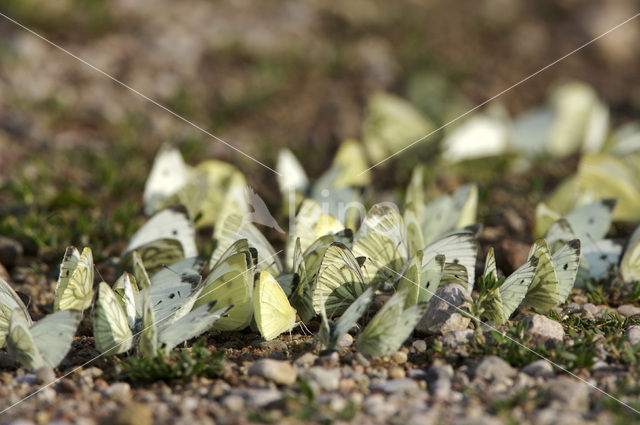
[221,394,244,412]
[426,364,453,400]
[412,339,427,353]
[7,421,36,425]
[294,352,318,368]
[618,304,640,317]
[547,376,589,411]
[522,314,564,345]
[316,351,339,367]
[363,393,398,418]
[581,303,601,319]
[407,369,428,380]
[626,325,640,346]
[248,359,297,385]
[370,378,419,394]
[441,329,474,347]
[474,356,516,381]
[301,367,341,392]
[522,360,555,377]
[106,382,131,401]
[241,389,283,408]
[35,366,55,385]
[416,284,471,335]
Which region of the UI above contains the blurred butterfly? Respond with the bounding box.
[210,213,282,276]
[122,206,198,274]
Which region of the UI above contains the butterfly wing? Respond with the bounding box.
[0,278,31,348]
[148,267,202,326]
[422,231,477,293]
[621,225,640,283]
[195,251,254,331]
[581,239,623,280]
[353,204,409,284]
[93,282,133,355]
[564,199,616,243]
[313,243,368,317]
[552,239,581,303]
[7,309,44,371]
[123,206,198,273]
[483,247,498,281]
[31,310,82,369]
[254,271,297,341]
[522,240,560,312]
[143,145,189,215]
[139,289,158,358]
[497,257,539,324]
[54,247,94,311]
[157,302,231,353]
[276,148,309,195]
[356,289,427,357]
[211,213,282,275]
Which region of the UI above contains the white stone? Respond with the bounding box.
[522,314,564,345]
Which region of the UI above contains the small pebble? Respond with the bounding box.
[221,395,244,412]
[522,314,564,346]
[294,352,318,368]
[106,382,131,401]
[370,378,418,394]
[248,359,297,385]
[302,367,341,392]
[389,366,406,379]
[100,402,151,425]
[474,356,516,381]
[55,379,77,394]
[241,389,283,408]
[618,304,640,317]
[626,325,640,346]
[391,350,408,364]
[522,360,555,378]
[442,329,474,348]
[412,339,427,353]
[34,366,55,385]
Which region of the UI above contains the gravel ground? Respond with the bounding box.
[2,1,640,424]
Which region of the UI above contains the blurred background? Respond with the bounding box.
[0,0,639,262]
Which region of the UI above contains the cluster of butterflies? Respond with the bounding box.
[5,137,640,373]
